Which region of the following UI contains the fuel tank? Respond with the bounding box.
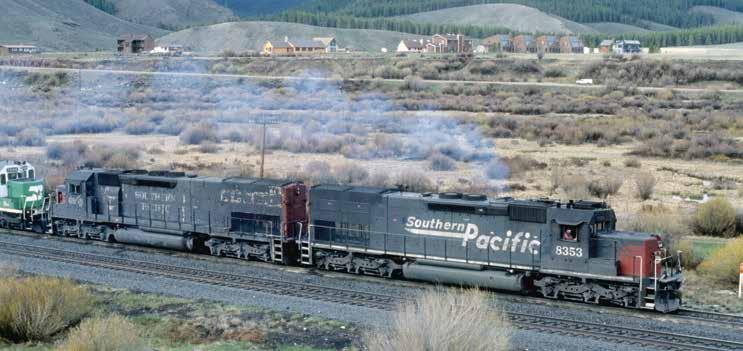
[402,261,527,292]
[111,227,193,251]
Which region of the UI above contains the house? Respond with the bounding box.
[313,37,337,52]
[536,35,560,53]
[117,34,154,54]
[512,35,537,53]
[429,34,472,53]
[559,36,584,54]
[262,37,327,56]
[613,40,641,54]
[0,45,38,56]
[396,39,425,53]
[598,40,614,54]
[480,35,513,53]
[262,40,293,55]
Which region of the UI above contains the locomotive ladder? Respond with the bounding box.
[298,224,312,265]
[270,236,283,264]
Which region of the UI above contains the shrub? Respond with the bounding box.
[57,315,145,351]
[392,170,435,193]
[698,236,743,284]
[124,119,156,135]
[544,68,565,78]
[500,155,547,177]
[624,158,641,168]
[691,198,737,237]
[561,175,590,200]
[197,142,220,154]
[179,124,218,145]
[634,172,656,200]
[363,289,511,351]
[587,174,623,199]
[429,153,456,171]
[334,163,369,185]
[15,128,46,146]
[83,147,141,169]
[0,277,92,342]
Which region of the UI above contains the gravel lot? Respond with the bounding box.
[1,233,739,351]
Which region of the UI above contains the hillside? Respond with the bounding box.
[0,0,167,51]
[157,21,424,52]
[112,0,235,29]
[395,4,597,34]
[222,0,310,17]
[585,22,650,34]
[691,5,743,25]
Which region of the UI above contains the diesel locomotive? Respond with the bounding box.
[0,161,49,232]
[48,168,683,312]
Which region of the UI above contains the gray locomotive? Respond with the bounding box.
[51,169,683,312]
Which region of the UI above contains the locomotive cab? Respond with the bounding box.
[538,200,682,312]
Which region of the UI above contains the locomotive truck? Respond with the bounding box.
[50,168,683,312]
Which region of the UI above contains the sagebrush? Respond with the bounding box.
[364,289,511,351]
[57,315,145,351]
[0,277,92,342]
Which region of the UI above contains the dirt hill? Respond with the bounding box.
[395,4,597,34]
[0,0,166,51]
[157,21,425,52]
[112,0,235,29]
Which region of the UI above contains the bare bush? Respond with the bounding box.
[124,119,156,135]
[501,155,547,177]
[587,174,623,199]
[392,170,435,193]
[364,289,511,351]
[15,128,46,146]
[623,158,641,168]
[179,124,218,145]
[58,315,145,351]
[429,153,456,171]
[691,198,737,237]
[561,175,590,200]
[83,146,141,169]
[366,172,390,188]
[634,172,656,200]
[197,142,220,154]
[0,277,92,342]
[334,163,369,185]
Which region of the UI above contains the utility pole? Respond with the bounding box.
[251,116,278,179]
[260,120,267,178]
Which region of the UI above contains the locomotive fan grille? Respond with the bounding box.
[508,205,547,223]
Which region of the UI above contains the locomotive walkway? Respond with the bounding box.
[1,237,742,351]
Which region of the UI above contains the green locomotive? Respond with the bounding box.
[0,161,49,232]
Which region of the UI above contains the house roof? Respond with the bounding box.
[118,34,152,41]
[515,35,535,45]
[481,35,511,46]
[266,40,291,49]
[401,39,423,49]
[618,40,641,45]
[540,35,558,45]
[0,45,37,49]
[313,37,335,46]
[288,39,325,48]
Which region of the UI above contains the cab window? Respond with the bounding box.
[69,184,81,195]
[27,170,34,179]
[0,174,5,185]
[560,224,579,242]
[8,173,18,180]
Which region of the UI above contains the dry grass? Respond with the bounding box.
[0,277,92,342]
[363,289,511,351]
[698,236,743,284]
[57,315,145,351]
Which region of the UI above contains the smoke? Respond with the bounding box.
[0,61,509,191]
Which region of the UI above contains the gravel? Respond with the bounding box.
[1,233,738,351]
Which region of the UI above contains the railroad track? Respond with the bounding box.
[677,309,743,328]
[1,237,742,351]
